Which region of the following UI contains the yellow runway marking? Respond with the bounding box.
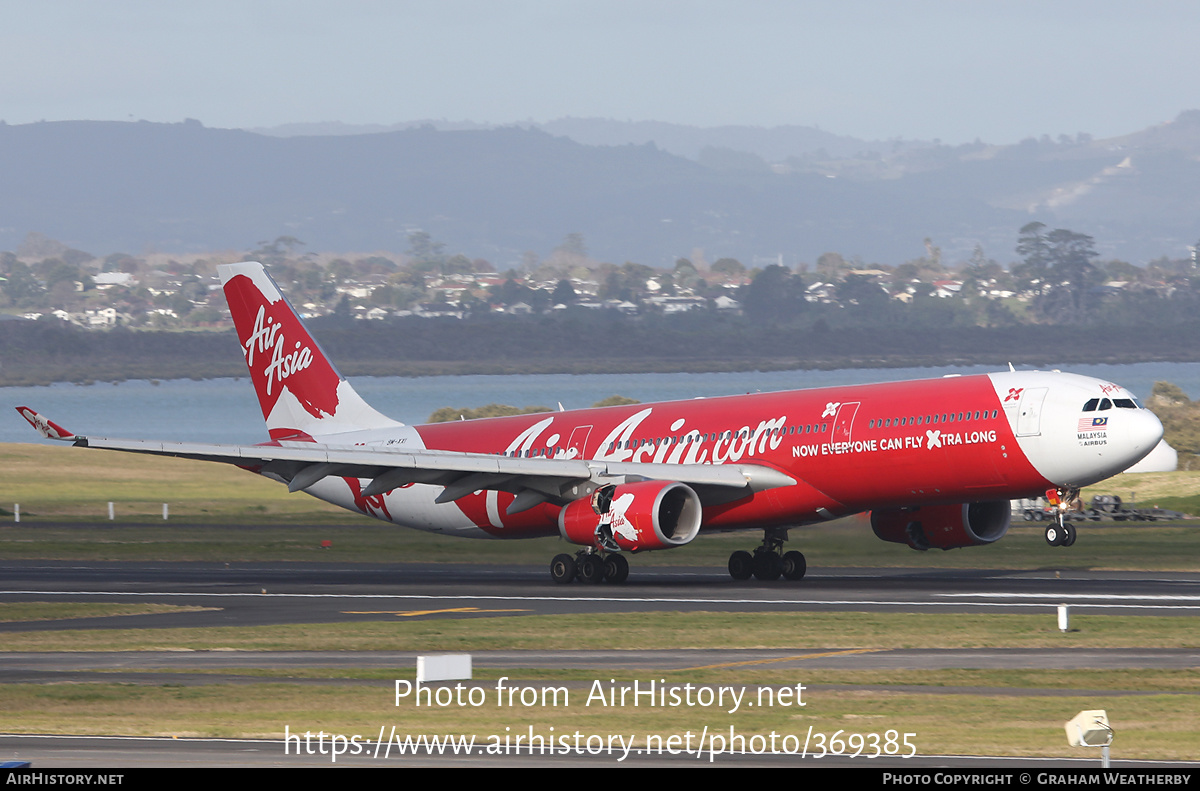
[342,607,530,617]
[683,648,882,671]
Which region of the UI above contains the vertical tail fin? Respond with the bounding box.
[218,261,401,440]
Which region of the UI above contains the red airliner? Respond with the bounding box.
[18,262,1164,584]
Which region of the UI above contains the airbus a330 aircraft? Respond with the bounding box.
[18,262,1164,584]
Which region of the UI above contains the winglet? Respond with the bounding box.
[15,407,75,440]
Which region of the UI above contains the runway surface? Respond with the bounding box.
[1,558,1197,768]
[2,558,1200,628]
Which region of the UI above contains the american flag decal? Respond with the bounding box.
[1078,416,1108,431]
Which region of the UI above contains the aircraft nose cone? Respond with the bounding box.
[1124,409,1165,463]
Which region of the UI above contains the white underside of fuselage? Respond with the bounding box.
[301,476,496,538]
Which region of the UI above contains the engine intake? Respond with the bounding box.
[559,480,702,552]
[870,501,1010,551]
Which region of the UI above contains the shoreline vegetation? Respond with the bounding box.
[4,317,1200,388]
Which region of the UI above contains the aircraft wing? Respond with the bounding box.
[17,407,794,511]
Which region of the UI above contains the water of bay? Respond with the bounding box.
[3,362,1199,445]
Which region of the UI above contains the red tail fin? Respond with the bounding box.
[219,262,399,440]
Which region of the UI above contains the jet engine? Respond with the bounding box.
[870,501,1010,551]
[559,480,702,552]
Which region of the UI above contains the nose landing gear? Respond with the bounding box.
[1043,487,1080,547]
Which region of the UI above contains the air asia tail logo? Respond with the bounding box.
[244,305,314,397]
[225,273,342,423]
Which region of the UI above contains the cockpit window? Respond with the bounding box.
[1113,398,1136,409]
[1082,398,1099,412]
[1098,399,1112,411]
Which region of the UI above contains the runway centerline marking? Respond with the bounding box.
[684,648,882,671]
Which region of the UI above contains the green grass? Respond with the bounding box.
[0,442,343,520]
[0,670,1194,759]
[99,666,1200,694]
[0,602,216,622]
[2,611,1197,652]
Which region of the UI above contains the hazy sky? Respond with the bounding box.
[3,0,1198,144]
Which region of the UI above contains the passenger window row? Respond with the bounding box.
[867,409,998,430]
[606,423,831,453]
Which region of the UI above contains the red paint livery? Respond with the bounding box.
[16,262,1164,584]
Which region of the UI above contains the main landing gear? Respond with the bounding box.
[727,528,806,582]
[1043,487,1080,548]
[550,551,629,585]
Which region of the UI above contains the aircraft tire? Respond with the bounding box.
[550,554,577,584]
[577,554,605,584]
[1061,524,1077,547]
[753,551,783,581]
[603,554,629,584]
[728,551,754,581]
[782,551,807,581]
[1044,525,1062,546]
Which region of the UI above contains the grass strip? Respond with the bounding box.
[0,680,1193,760]
[87,667,1200,694]
[0,602,216,623]
[1,612,1197,652]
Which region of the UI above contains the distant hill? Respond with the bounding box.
[3,113,1200,265]
[249,116,907,161]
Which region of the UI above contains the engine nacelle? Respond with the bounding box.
[559,480,703,552]
[870,501,1010,551]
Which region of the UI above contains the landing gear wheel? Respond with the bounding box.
[728,550,754,581]
[753,551,783,581]
[577,553,605,584]
[1061,523,1077,547]
[550,553,576,584]
[603,554,629,584]
[1044,524,1062,546]
[782,550,807,581]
